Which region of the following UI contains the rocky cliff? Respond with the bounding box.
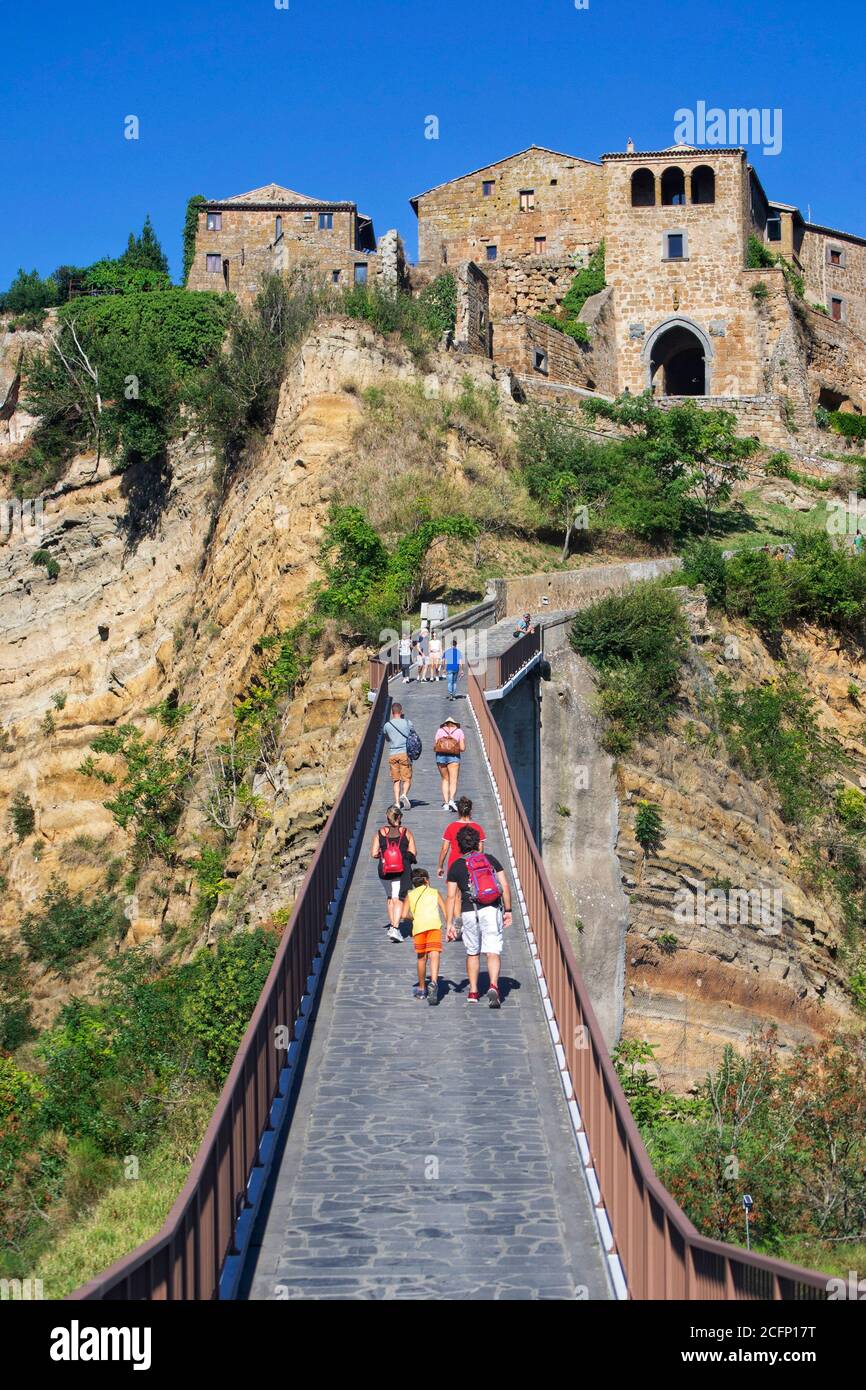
[0,317,508,1027]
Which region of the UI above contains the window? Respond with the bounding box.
[482,180,494,197]
[319,213,334,230]
[331,269,341,284]
[206,253,222,274]
[206,211,222,231]
[479,308,486,333]
[828,246,845,267]
[550,178,558,186]
[831,296,844,322]
[691,165,715,205]
[766,216,782,243]
[354,263,368,285]
[533,348,548,374]
[486,244,498,261]
[520,189,535,212]
[630,169,656,207]
[661,167,686,206]
[534,236,547,253]
[664,232,686,260]
[275,216,282,240]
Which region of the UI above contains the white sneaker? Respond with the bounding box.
[401,794,411,810]
[442,802,450,811]
[387,926,402,943]
[449,800,458,812]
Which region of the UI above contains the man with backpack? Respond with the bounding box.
[370,805,417,942]
[445,825,512,1007]
[384,702,417,810]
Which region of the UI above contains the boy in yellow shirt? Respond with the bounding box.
[402,867,446,1006]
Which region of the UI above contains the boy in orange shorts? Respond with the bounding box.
[402,867,445,1006]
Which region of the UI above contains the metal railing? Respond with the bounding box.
[490,627,541,690]
[72,670,390,1300]
[465,665,827,1300]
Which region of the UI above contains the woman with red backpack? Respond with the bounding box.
[370,804,417,942]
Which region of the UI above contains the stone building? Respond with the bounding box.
[186,182,379,304]
[411,143,866,437]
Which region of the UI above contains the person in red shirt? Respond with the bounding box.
[437,796,486,878]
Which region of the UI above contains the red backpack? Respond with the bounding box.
[379,827,406,875]
[464,851,501,906]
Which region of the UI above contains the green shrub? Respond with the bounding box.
[836,786,866,831]
[183,929,278,1086]
[635,800,664,853]
[0,945,34,1051]
[716,674,844,824]
[828,410,866,443]
[418,273,457,337]
[31,549,60,580]
[10,792,35,841]
[21,880,122,976]
[83,725,193,864]
[0,267,59,313]
[679,538,728,607]
[570,581,688,751]
[182,195,207,284]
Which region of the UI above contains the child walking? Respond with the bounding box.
[402,868,446,1006]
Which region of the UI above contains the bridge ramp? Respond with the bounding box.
[244,674,611,1300]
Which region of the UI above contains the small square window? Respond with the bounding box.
[831,297,844,322]
[482,181,494,197]
[533,348,548,374]
[520,189,535,212]
[829,247,843,266]
[534,236,547,253]
[332,269,341,284]
[354,263,368,285]
[486,244,498,261]
[665,232,685,260]
[550,178,558,186]
[319,213,334,230]
[206,253,222,274]
[206,212,222,231]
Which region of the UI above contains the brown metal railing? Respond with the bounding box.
[491,628,541,689]
[465,665,827,1300]
[72,668,390,1300]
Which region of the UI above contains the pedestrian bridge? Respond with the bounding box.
[73,626,827,1301]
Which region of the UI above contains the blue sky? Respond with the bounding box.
[3,0,865,286]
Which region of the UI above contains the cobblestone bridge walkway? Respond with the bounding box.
[244,673,611,1300]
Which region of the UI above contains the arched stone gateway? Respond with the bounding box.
[642,317,713,396]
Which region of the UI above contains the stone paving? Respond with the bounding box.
[245,672,611,1300]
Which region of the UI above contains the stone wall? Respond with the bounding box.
[414,146,605,269]
[490,557,681,621]
[484,256,588,322]
[494,313,610,393]
[454,260,491,356]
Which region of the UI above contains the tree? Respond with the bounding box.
[121,214,170,276]
[517,403,620,558]
[582,393,758,533]
[0,267,59,313]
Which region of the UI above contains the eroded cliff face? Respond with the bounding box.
[0,317,505,1027]
[540,593,861,1091]
[616,618,861,1091]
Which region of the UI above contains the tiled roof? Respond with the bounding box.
[602,146,746,160]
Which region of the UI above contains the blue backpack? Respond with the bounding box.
[405,729,422,762]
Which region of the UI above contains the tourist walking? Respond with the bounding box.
[401,867,446,1005]
[398,632,413,682]
[434,714,464,811]
[371,805,417,942]
[417,623,431,680]
[443,637,463,699]
[437,796,485,878]
[384,701,416,809]
[413,637,426,683]
[445,825,512,1007]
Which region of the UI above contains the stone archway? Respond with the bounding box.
[643,317,713,396]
